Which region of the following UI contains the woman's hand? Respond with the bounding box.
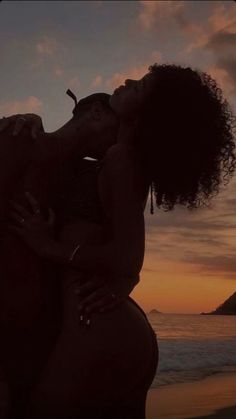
[0,113,44,139]
[8,192,56,258]
[75,274,139,315]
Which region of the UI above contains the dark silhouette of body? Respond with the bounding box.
[0,116,157,419]
[0,126,63,416]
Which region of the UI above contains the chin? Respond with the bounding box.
[110,93,134,118]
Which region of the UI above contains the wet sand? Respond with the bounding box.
[146,372,236,418]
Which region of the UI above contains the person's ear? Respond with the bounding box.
[90,101,104,122]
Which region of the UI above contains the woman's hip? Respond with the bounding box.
[62,288,157,363]
[29,295,158,410]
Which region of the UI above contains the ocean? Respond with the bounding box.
[147,313,236,388]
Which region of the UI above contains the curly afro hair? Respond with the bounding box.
[136,64,236,211]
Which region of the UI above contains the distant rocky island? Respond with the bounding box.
[201,291,236,315]
[149,309,162,314]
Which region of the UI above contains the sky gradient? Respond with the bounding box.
[1,0,236,313]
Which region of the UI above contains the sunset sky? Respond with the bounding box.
[1,0,236,314]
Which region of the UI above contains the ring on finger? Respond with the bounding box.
[78,313,91,328]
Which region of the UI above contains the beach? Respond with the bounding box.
[145,313,236,418]
[146,371,236,419]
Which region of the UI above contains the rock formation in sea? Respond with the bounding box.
[149,309,162,314]
[201,291,236,315]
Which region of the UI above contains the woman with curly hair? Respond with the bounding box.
[116,64,236,211]
[5,63,236,418]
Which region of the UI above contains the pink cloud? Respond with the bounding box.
[208,3,236,33]
[180,22,203,37]
[182,3,236,98]
[106,64,148,89]
[54,66,64,77]
[138,1,160,30]
[207,65,236,97]
[185,2,236,53]
[138,0,185,30]
[32,36,65,79]
[106,51,162,90]
[0,96,43,116]
[36,36,58,56]
[90,75,103,89]
[106,64,148,90]
[184,32,209,53]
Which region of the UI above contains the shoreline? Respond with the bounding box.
[146,371,236,419]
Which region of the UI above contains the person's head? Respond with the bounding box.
[72,93,119,159]
[110,64,236,210]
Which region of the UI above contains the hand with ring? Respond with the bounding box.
[0,113,44,139]
[8,191,56,258]
[74,273,140,315]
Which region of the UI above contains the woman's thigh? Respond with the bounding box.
[26,294,157,418]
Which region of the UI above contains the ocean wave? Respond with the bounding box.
[151,365,236,387]
[150,337,236,387]
[158,337,236,372]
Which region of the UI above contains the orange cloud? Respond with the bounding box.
[90,75,103,89]
[106,51,162,90]
[0,96,43,116]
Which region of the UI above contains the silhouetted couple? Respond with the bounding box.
[0,63,235,418]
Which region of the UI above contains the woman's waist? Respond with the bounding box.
[62,276,154,331]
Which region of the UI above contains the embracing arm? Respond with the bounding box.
[10,144,145,278]
[0,113,87,201]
